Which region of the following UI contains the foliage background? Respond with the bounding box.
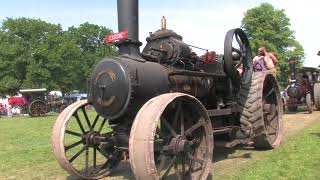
[241,3,304,88]
[0,18,117,95]
[0,3,306,94]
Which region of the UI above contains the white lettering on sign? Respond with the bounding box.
[105,31,128,43]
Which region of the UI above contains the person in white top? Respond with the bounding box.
[7,104,12,117]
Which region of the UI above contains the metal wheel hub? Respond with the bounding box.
[169,135,193,154]
[84,131,101,147]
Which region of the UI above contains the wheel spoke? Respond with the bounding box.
[188,152,204,165]
[65,139,83,151]
[235,34,244,50]
[185,120,205,136]
[74,112,85,134]
[162,145,174,151]
[174,161,182,180]
[162,117,178,137]
[85,146,89,175]
[181,154,186,178]
[235,60,243,69]
[181,109,185,136]
[96,147,108,158]
[65,130,83,137]
[232,47,242,56]
[93,148,97,169]
[172,101,182,129]
[98,118,107,133]
[157,154,167,173]
[69,145,86,163]
[162,156,177,178]
[91,115,100,130]
[96,159,112,173]
[82,107,92,130]
[264,88,275,99]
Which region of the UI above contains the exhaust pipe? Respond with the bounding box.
[117,0,142,58]
[288,57,296,81]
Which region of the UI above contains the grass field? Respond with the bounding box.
[0,113,320,179]
[231,120,320,180]
[0,114,70,179]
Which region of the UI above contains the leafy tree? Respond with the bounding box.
[0,18,78,94]
[0,18,117,96]
[66,23,117,90]
[241,3,304,87]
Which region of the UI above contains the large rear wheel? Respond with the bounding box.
[239,72,283,149]
[129,93,213,180]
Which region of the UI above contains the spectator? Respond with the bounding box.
[253,47,268,72]
[253,47,277,74]
[7,103,12,118]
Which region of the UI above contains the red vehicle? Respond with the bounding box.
[8,96,25,107]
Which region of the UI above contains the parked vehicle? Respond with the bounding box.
[284,58,320,113]
[19,88,48,116]
[19,89,70,116]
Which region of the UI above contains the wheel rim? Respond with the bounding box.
[262,75,280,144]
[29,100,47,116]
[52,100,118,179]
[224,28,252,85]
[129,93,213,179]
[156,101,210,178]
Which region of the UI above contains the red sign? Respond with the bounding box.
[105,31,128,43]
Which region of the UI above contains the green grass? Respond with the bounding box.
[232,121,320,180]
[0,111,112,180]
[0,114,68,179]
[1,114,320,179]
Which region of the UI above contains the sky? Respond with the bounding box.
[0,0,319,67]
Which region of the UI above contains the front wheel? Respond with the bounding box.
[129,93,213,180]
[52,100,119,179]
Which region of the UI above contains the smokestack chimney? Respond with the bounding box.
[117,0,142,57]
[288,57,296,81]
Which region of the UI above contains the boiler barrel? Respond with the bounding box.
[88,58,212,120]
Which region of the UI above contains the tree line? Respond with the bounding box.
[0,18,117,95]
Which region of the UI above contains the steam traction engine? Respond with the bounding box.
[285,58,320,113]
[51,0,283,179]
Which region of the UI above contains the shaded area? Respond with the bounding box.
[310,133,320,138]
